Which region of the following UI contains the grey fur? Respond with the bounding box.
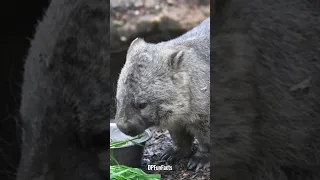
[17,0,110,179]
[212,0,320,179]
[115,18,210,171]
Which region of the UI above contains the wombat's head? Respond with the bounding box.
[115,38,191,136]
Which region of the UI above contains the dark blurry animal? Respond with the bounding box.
[212,0,320,179]
[17,0,110,179]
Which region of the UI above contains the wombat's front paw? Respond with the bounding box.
[160,147,192,163]
[187,151,210,171]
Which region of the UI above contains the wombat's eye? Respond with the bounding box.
[137,102,147,110]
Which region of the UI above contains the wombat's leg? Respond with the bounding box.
[188,118,210,171]
[160,128,194,162]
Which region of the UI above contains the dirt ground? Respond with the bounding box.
[141,128,210,180]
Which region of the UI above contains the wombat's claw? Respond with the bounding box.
[160,147,180,163]
[187,152,210,171]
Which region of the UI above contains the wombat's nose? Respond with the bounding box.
[116,122,141,137]
[116,122,130,134]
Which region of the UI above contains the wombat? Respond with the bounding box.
[115,18,210,171]
[17,0,110,180]
[212,0,320,179]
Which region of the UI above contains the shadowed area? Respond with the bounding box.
[0,1,50,179]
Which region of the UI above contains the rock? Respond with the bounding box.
[167,0,175,5]
[145,0,159,8]
[134,0,143,7]
[110,0,210,52]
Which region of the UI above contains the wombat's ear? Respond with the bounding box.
[168,50,184,70]
[127,38,145,53]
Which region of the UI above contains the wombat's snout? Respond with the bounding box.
[116,120,144,137]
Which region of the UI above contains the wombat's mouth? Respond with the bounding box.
[121,127,144,137]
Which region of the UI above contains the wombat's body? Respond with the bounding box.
[212,0,320,179]
[116,18,210,170]
[18,0,110,180]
